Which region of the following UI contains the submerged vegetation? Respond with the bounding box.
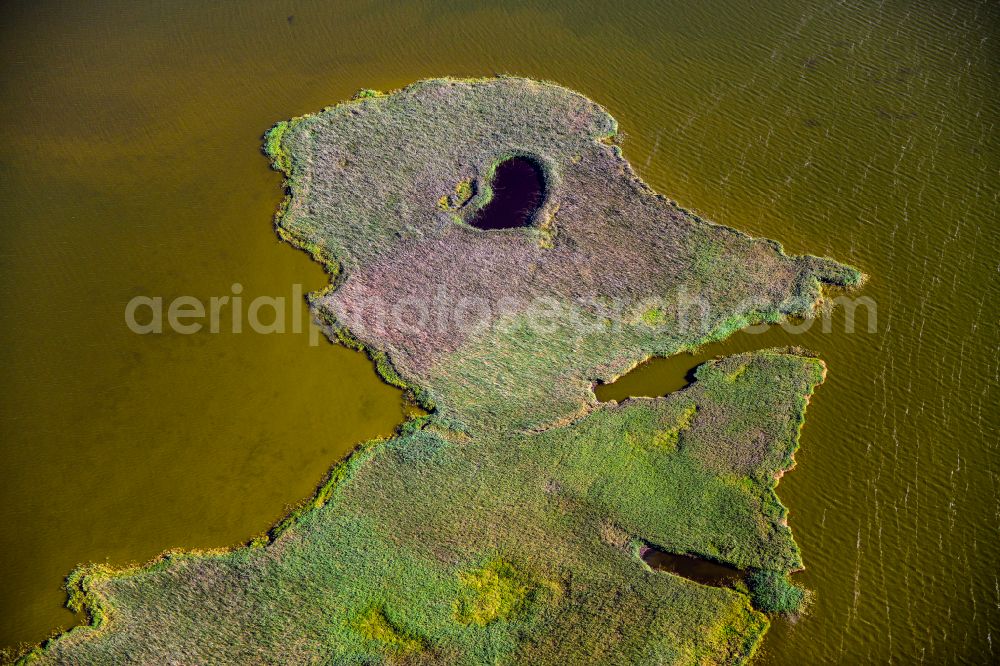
[23,78,863,664]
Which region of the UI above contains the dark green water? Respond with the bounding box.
[641,546,745,589]
[1,1,997,661]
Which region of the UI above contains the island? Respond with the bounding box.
[23,77,864,664]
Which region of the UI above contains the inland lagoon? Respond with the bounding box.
[1,1,997,664]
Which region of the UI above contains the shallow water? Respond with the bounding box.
[1,0,997,661]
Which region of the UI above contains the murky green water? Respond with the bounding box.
[1,0,996,661]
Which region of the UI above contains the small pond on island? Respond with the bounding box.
[468,157,545,230]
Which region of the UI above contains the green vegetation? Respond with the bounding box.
[353,88,384,100]
[262,120,290,172]
[642,306,669,327]
[453,179,474,207]
[453,559,536,626]
[747,570,809,615]
[355,606,425,654]
[651,401,697,450]
[438,178,477,222]
[25,78,864,664]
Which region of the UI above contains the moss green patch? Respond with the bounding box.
[453,559,535,626]
[353,88,384,100]
[262,120,291,172]
[641,306,668,327]
[438,178,476,221]
[651,402,697,450]
[354,606,424,654]
[452,179,474,207]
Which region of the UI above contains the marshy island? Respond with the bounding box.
[27,77,864,664]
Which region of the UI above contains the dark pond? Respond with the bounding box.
[468,157,545,230]
[641,545,745,588]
